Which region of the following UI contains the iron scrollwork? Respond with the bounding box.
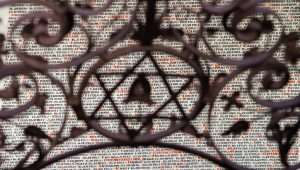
[0,0,299,169]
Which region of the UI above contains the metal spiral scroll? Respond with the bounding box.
[0,0,299,169]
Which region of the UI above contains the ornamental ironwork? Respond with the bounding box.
[0,0,299,169]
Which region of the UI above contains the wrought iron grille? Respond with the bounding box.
[0,0,299,169]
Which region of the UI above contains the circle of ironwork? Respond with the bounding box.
[77,45,208,143]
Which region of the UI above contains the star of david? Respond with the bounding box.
[90,52,198,139]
